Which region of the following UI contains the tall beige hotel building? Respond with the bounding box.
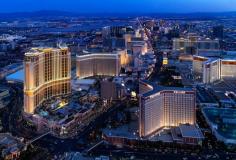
[139,81,196,137]
[24,47,71,114]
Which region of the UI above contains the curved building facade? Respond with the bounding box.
[24,48,71,114]
[76,50,129,79]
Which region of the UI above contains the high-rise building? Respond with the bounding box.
[173,36,220,53]
[76,50,129,79]
[202,59,221,84]
[103,38,126,50]
[139,81,196,137]
[102,26,133,38]
[192,55,209,80]
[193,55,236,83]
[24,47,71,114]
[203,59,236,84]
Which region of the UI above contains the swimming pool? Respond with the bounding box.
[6,69,24,82]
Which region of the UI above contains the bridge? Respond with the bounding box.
[26,131,52,145]
[86,140,105,153]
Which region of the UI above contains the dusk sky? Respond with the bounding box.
[1,0,236,13]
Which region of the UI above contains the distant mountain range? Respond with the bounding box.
[0,10,76,19]
[0,10,236,20]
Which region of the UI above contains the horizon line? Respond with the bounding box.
[0,10,236,14]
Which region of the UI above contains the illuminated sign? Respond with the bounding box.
[163,58,168,65]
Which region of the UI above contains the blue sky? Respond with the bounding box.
[1,0,236,13]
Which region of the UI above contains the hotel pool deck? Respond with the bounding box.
[202,107,236,145]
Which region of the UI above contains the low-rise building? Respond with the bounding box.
[202,107,236,145]
[100,79,125,101]
[0,87,10,109]
[0,133,26,160]
[170,124,204,145]
[25,98,98,138]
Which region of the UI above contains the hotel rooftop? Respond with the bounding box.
[140,80,193,98]
[25,47,68,56]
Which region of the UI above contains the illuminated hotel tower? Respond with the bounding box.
[173,36,220,53]
[76,50,129,79]
[193,55,236,84]
[139,81,196,137]
[24,48,71,114]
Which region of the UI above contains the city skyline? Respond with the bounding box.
[1,0,236,13]
[0,1,236,159]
